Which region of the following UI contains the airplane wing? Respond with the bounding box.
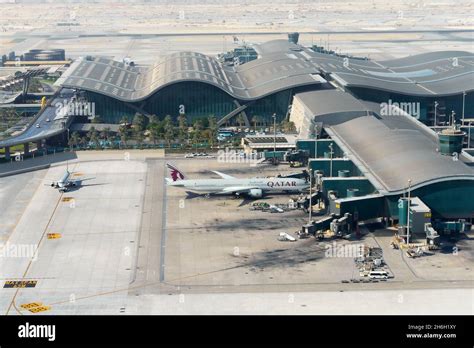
[211,171,236,180]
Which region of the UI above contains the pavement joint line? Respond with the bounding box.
[129,160,149,285]
[159,161,168,282]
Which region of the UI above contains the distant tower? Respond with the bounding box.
[288,32,300,44]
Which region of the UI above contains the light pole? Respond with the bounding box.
[462,91,466,123]
[272,113,276,164]
[329,142,334,177]
[434,101,438,127]
[308,169,312,223]
[313,123,318,158]
[406,179,412,245]
[468,120,472,149]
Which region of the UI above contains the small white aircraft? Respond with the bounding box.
[47,163,94,192]
[50,169,76,192]
[165,163,309,199]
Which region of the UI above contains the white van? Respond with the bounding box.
[368,271,388,279]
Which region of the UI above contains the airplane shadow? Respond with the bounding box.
[64,182,108,192]
[183,190,296,207]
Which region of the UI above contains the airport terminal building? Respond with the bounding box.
[54,39,474,127]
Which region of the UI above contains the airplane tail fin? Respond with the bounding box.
[166,163,186,182]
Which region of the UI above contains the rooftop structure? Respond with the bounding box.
[290,89,474,218]
[57,40,474,103]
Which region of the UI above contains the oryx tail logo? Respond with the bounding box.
[166,163,185,182]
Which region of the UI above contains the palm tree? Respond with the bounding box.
[100,127,111,142]
[79,136,88,149]
[87,127,99,148]
[192,119,203,150]
[149,114,159,126]
[163,115,174,148]
[68,132,80,150]
[251,115,261,130]
[118,119,129,148]
[132,113,147,132]
[135,129,144,149]
[208,114,217,147]
[178,114,188,144]
[235,114,245,128]
[149,124,160,145]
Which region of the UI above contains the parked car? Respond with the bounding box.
[368,271,388,279]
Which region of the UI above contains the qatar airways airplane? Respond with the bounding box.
[165,163,309,199]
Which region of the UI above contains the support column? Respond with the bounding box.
[4,146,10,161]
[24,143,29,156]
[36,140,44,155]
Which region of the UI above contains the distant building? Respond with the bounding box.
[241,134,298,153]
[23,49,66,62]
[219,45,258,66]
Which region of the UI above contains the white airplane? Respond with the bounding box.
[165,163,309,199]
[50,169,76,192]
[47,163,94,192]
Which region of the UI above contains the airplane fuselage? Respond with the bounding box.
[168,177,308,193]
[57,171,71,188]
[52,171,75,191]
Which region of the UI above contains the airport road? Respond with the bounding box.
[126,287,472,315]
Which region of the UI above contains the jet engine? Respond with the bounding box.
[248,188,263,198]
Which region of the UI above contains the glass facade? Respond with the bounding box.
[144,82,236,122]
[245,89,292,123]
[84,91,137,123]
[83,82,296,125]
[386,180,474,219]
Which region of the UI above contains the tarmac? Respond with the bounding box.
[0,151,472,315]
